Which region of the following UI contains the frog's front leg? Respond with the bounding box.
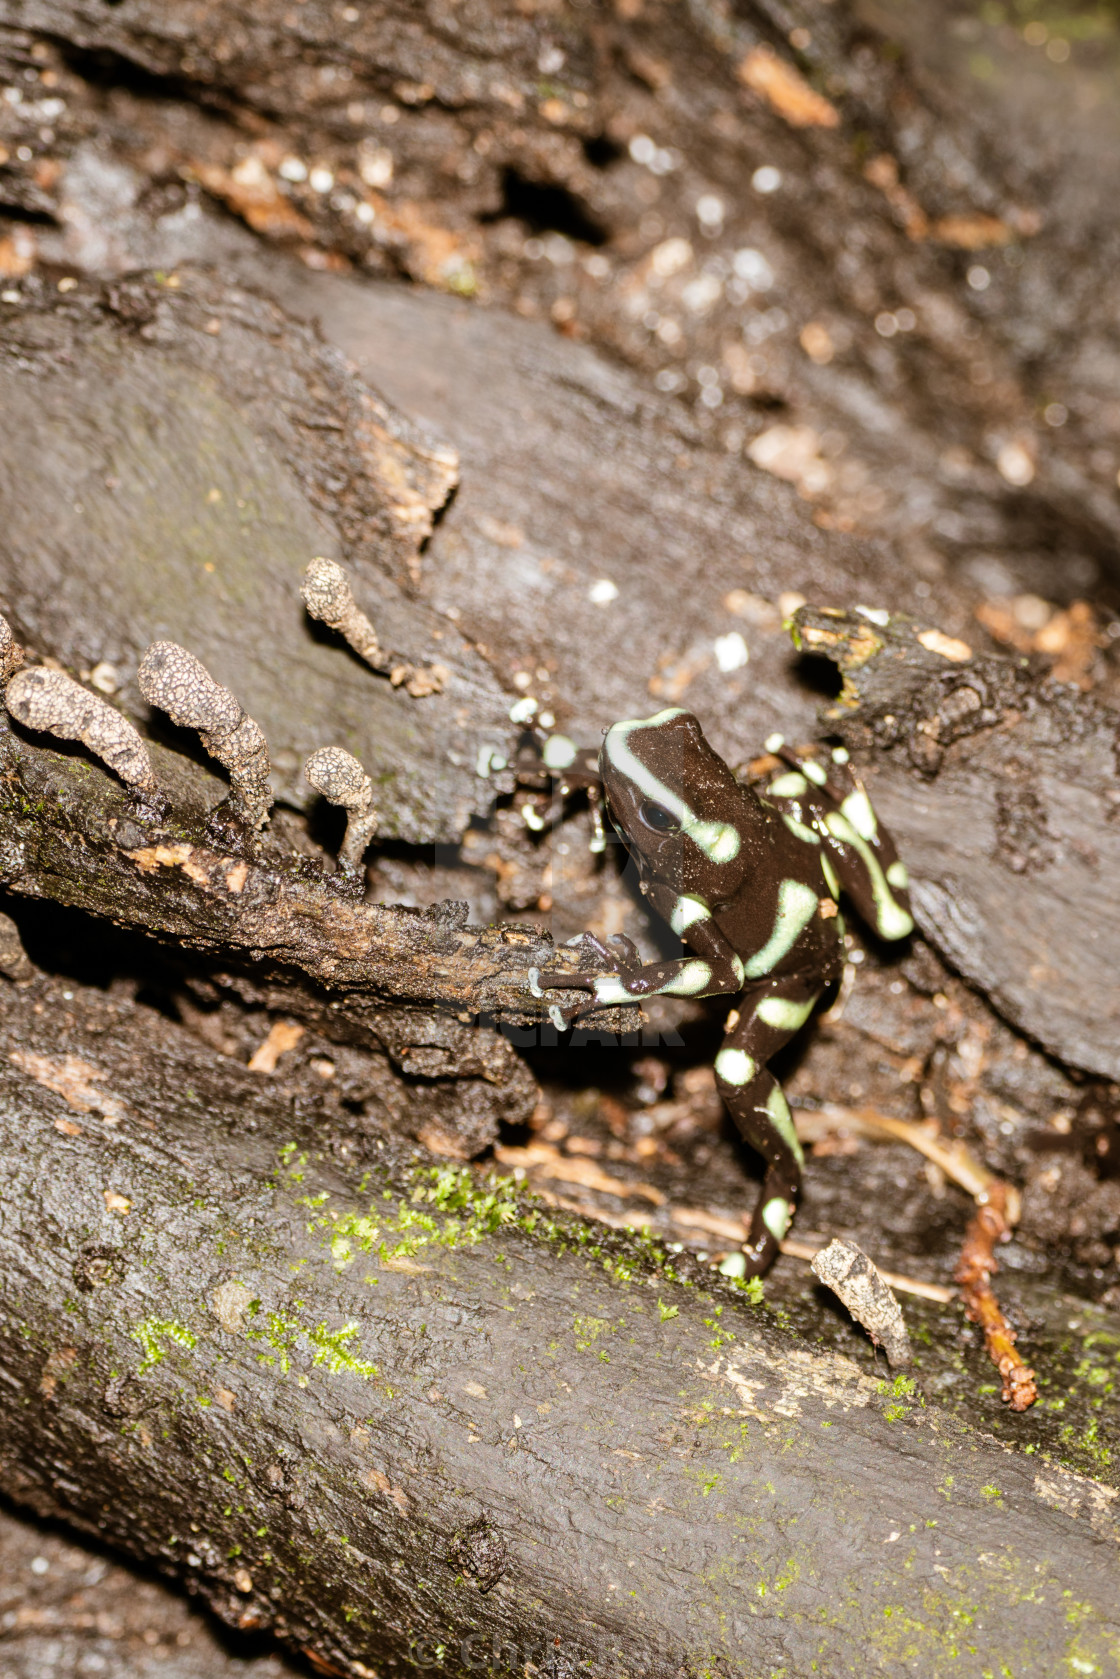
[539,889,744,1030]
[715,976,820,1276]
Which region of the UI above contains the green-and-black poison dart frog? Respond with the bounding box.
[538,706,914,1278]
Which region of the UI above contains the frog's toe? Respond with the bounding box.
[563,929,616,964]
[608,933,641,964]
[546,999,585,1031]
[536,968,596,994]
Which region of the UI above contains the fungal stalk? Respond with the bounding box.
[6,666,159,799]
[137,642,272,829]
[302,557,383,667]
[301,557,447,699]
[0,613,24,684]
[304,746,378,872]
[0,911,33,983]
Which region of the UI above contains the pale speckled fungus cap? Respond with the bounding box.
[301,557,382,667]
[301,558,446,698]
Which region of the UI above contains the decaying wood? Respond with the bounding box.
[1,277,1116,1079]
[0,10,1119,1664]
[1,967,1117,1677]
[0,715,561,1156]
[4,0,1120,619]
[0,268,507,845]
[0,714,557,1026]
[810,1238,912,1369]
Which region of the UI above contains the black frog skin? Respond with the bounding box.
[538,707,914,1277]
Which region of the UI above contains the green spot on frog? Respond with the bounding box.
[744,879,821,979]
[761,1197,791,1240]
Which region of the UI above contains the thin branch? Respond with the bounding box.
[955,1184,1039,1412]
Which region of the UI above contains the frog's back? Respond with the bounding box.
[719,790,843,986]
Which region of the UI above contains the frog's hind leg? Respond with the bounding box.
[715,979,820,1276]
[765,746,913,943]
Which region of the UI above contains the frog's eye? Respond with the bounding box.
[638,800,680,834]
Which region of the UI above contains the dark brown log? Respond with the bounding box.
[0,13,1119,1666]
[4,0,1119,615]
[3,964,1120,1678]
[0,266,507,844]
[791,604,1120,1081]
[2,272,1117,1089]
[0,716,555,1160]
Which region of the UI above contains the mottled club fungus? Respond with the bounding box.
[0,613,24,683]
[0,911,32,983]
[5,667,159,799]
[301,557,447,698]
[137,641,272,829]
[304,745,379,871]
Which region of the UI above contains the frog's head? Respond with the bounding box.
[599,708,747,892]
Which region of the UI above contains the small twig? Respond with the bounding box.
[780,1238,954,1304]
[796,1103,1036,1405]
[955,1184,1038,1412]
[802,1101,1041,1403]
[494,1143,665,1206]
[668,1205,747,1244]
[532,1187,656,1232]
[246,1021,304,1075]
[811,1237,912,1366]
[795,1104,1019,1216]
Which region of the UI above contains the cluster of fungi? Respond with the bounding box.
[0,559,413,877]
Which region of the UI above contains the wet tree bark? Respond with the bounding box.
[2,967,1119,1679]
[1,5,1120,1671]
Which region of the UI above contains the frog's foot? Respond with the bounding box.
[559,929,615,965]
[557,929,642,965]
[729,1167,799,1279]
[546,996,597,1031]
[535,954,635,1032]
[534,932,647,1030]
[534,966,597,1033]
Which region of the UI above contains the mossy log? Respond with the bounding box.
[2,966,1119,1679]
